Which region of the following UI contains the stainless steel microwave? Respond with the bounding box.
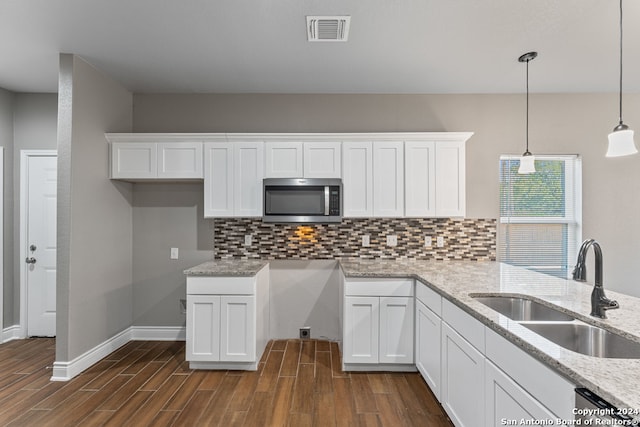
[263,178,342,223]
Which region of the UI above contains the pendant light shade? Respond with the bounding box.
[517,51,537,175]
[606,0,637,157]
[518,152,536,174]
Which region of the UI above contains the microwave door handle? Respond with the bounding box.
[324,186,330,215]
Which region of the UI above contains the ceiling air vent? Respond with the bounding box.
[306,16,351,42]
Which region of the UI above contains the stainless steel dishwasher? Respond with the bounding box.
[575,388,639,426]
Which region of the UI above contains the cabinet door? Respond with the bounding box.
[379,296,414,364]
[234,142,264,217]
[485,360,556,426]
[405,141,436,217]
[343,296,379,364]
[441,322,484,427]
[186,295,220,362]
[265,142,303,178]
[111,142,157,179]
[373,141,404,217]
[435,140,466,217]
[157,142,203,179]
[303,142,341,178]
[220,296,256,362]
[342,141,373,217]
[204,142,234,217]
[416,300,442,400]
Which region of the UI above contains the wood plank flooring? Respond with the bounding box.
[0,338,453,426]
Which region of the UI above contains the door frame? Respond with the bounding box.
[0,147,4,336]
[19,150,57,338]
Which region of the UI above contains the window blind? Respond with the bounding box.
[498,155,582,278]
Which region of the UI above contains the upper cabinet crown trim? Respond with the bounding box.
[106,132,474,143]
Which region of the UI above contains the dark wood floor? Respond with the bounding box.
[0,337,453,426]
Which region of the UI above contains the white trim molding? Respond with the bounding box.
[2,325,21,343]
[50,326,186,381]
[131,326,186,341]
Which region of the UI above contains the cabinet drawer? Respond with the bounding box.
[485,327,574,420]
[187,276,256,295]
[442,298,484,353]
[416,281,442,316]
[344,278,413,297]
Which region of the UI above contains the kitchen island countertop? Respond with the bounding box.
[183,259,268,277]
[340,258,640,418]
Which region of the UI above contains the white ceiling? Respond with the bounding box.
[1,0,639,94]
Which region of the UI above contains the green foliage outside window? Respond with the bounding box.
[500,159,566,218]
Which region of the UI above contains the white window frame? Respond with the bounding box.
[499,154,582,276]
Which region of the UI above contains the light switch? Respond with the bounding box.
[387,235,398,247]
[424,236,432,247]
[362,235,370,247]
[170,247,179,259]
[244,235,252,246]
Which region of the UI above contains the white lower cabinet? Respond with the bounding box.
[485,360,557,426]
[342,278,414,370]
[441,322,485,427]
[186,294,255,363]
[415,299,442,400]
[185,266,269,370]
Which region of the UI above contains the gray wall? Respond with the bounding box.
[56,54,133,361]
[133,93,640,301]
[132,183,211,326]
[0,88,13,328]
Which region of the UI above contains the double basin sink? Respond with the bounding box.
[472,295,640,359]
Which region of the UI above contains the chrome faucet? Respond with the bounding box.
[572,239,619,319]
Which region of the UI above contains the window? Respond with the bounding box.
[499,155,582,278]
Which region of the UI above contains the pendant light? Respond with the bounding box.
[606,0,637,157]
[518,51,537,174]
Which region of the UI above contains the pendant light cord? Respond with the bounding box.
[526,58,530,153]
[618,0,624,125]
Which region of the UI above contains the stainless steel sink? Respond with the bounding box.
[522,323,640,359]
[473,295,575,322]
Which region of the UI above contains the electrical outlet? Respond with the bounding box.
[362,235,370,247]
[424,235,432,247]
[170,247,179,260]
[436,236,445,247]
[300,327,311,339]
[386,235,398,247]
[244,235,252,246]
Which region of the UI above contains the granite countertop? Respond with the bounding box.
[340,259,640,417]
[183,259,269,277]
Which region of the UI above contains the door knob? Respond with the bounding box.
[25,257,37,264]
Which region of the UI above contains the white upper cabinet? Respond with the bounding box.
[435,140,466,217]
[234,142,265,217]
[303,142,342,178]
[204,142,234,217]
[110,142,203,180]
[265,142,304,178]
[157,142,203,179]
[405,139,467,218]
[373,141,404,217]
[342,141,373,217]
[204,141,264,218]
[405,141,436,217]
[265,141,341,178]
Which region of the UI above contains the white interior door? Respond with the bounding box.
[24,153,57,337]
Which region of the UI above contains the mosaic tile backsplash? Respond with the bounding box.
[213,218,496,261]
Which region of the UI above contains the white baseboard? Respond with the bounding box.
[131,326,186,341]
[50,326,186,382]
[2,325,21,343]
